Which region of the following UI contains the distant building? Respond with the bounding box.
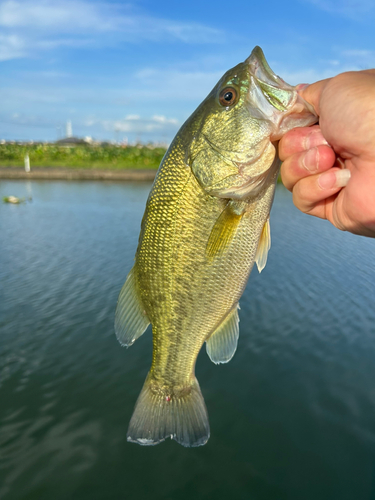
[55,137,90,146]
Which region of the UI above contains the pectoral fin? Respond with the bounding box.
[115,267,150,347]
[206,202,244,260]
[255,218,271,273]
[206,304,240,364]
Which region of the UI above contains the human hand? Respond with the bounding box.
[279,70,375,237]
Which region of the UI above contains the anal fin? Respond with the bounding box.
[115,267,150,347]
[206,304,240,364]
[255,218,271,273]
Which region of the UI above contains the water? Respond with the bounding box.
[1,179,375,500]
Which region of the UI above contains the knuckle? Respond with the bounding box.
[279,126,312,160]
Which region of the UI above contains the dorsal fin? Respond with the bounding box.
[206,304,240,364]
[115,267,150,347]
[255,218,271,273]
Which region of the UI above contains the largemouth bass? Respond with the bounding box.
[115,46,317,447]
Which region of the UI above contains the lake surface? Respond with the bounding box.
[1,179,375,500]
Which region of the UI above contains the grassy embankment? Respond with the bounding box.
[0,143,284,183]
[0,143,167,170]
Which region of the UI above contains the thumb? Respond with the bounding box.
[297,78,331,116]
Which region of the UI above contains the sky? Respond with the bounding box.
[0,0,374,143]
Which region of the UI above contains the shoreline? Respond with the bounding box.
[0,167,157,181]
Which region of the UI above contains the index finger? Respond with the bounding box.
[278,125,328,161]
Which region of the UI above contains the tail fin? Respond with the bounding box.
[127,375,210,447]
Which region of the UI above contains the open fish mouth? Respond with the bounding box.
[245,46,296,118]
[246,46,292,91]
[245,46,317,137]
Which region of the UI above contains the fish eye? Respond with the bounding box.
[219,87,238,107]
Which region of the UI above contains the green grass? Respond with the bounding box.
[0,143,167,169]
[0,143,285,184]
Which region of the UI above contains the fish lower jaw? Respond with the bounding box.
[270,97,319,140]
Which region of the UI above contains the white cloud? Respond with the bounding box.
[0,0,114,30]
[0,0,225,61]
[305,0,375,19]
[275,45,375,86]
[342,49,374,57]
[0,110,180,139]
[0,111,58,127]
[125,115,141,121]
[281,61,374,86]
[152,115,178,125]
[24,70,71,78]
[0,34,26,61]
[0,86,66,104]
[340,49,375,68]
[84,115,180,134]
[134,67,223,102]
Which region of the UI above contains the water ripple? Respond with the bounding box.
[1,181,375,500]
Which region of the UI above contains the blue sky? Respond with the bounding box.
[0,0,374,143]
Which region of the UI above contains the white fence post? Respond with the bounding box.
[24,154,30,172]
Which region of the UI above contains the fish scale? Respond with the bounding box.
[114,46,318,447]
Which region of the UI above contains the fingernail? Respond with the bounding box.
[301,147,319,172]
[335,169,351,187]
[305,129,329,149]
[318,169,351,189]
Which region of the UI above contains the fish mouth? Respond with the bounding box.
[245,46,296,117]
[246,46,292,91]
[245,46,317,137]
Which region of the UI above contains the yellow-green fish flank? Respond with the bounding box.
[115,46,317,447]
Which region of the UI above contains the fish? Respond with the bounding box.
[115,46,317,447]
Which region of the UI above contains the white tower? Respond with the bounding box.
[66,120,72,138]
